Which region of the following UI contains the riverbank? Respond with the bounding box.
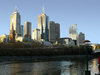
[0,56,98,75]
[0,55,93,62]
[0,46,93,56]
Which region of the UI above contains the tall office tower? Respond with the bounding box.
[10,8,21,38]
[32,28,41,41]
[24,22,31,39]
[38,7,49,41]
[49,21,60,43]
[9,25,15,43]
[77,32,85,46]
[21,25,24,36]
[69,24,78,40]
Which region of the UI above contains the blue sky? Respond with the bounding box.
[0,0,100,43]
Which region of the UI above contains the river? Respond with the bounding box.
[0,56,99,75]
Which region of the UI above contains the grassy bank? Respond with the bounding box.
[0,46,93,56]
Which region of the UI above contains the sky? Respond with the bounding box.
[0,0,100,43]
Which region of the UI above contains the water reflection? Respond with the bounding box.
[89,59,98,75]
[0,58,98,75]
[61,61,85,75]
[11,63,33,75]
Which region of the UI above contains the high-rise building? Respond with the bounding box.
[24,22,31,39]
[77,32,85,46]
[10,8,21,38]
[32,28,41,41]
[9,25,15,43]
[0,34,9,43]
[69,24,78,40]
[21,25,24,36]
[49,21,60,43]
[38,8,49,41]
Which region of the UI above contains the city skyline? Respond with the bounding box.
[0,0,100,43]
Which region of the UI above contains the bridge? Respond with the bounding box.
[93,49,100,56]
[93,49,100,53]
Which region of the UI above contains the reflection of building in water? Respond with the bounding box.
[10,63,34,75]
[90,59,98,75]
[32,70,61,75]
[70,66,78,75]
[43,70,61,75]
[61,61,85,75]
[32,62,61,75]
[0,60,98,75]
[61,69,70,75]
[0,63,12,75]
[69,62,85,75]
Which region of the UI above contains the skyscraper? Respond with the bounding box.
[24,22,31,39]
[9,25,15,43]
[32,28,41,41]
[38,7,49,41]
[21,25,24,36]
[69,24,78,40]
[49,21,60,43]
[10,8,21,38]
[77,32,85,46]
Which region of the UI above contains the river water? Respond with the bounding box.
[0,56,99,75]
